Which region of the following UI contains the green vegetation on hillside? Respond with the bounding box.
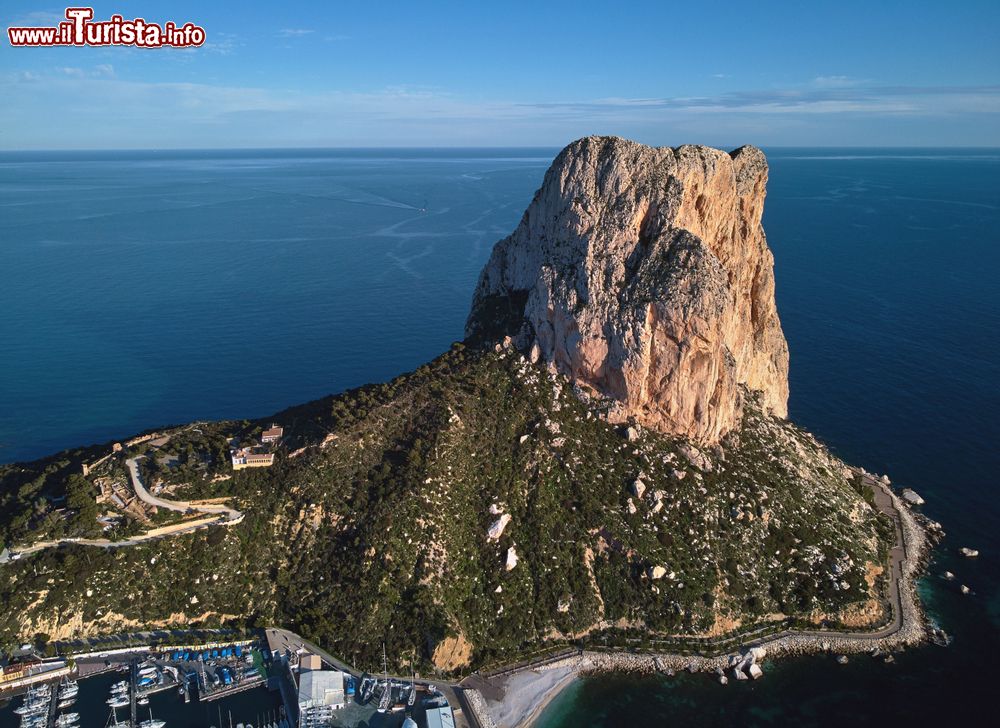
[0,343,893,674]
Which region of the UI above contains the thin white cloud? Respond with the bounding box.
[812,75,867,88]
[57,66,117,80]
[1,71,998,148]
[197,32,241,56]
[277,28,315,38]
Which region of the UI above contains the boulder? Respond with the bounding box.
[487,513,512,540]
[959,547,979,558]
[900,488,924,506]
[505,546,519,571]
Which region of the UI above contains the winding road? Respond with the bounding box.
[4,459,243,561]
[125,457,243,522]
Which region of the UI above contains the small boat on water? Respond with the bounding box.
[14,702,47,716]
[137,706,166,728]
[55,713,80,727]
[58,698,77,709]
[107,695,130,708]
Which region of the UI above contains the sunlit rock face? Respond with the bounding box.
[466,136,789,442]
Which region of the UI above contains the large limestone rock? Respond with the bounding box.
[466,136,789,442]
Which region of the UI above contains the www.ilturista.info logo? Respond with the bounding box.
[7,7,205,48]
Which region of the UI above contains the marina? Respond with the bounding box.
[1,632,464,728]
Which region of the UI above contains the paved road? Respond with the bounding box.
[11,515,228,557]
[126,457,243,522]
[4,463,245,561]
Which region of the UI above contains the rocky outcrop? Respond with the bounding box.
[466,136,789,442]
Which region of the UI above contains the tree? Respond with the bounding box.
[65,474,99,536]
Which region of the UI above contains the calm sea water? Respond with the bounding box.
[1,148,998,725]
[0,668,283,728]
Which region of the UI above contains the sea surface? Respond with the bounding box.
[1,147,998,726]
[0,668,283,728]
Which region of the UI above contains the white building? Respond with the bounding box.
[426,705,456,728]
[298,669,346,711]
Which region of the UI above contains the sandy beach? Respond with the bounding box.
[485,664,579,728]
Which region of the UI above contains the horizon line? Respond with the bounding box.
[2,143,1000,154]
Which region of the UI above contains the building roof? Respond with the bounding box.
[300,653,322,671]
[298,669,346,707]
[426,706,456,728]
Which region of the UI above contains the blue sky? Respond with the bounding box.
[2,1,998,148]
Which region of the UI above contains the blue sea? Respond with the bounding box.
[1,147,998,726]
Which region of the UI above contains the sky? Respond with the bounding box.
[1,1,999,149]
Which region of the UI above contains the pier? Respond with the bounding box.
[200,676,266,702]
[130,659,138,728]
[45,683,58,728]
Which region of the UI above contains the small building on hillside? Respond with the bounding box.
[261,424,284,444]
[231,448,275,470]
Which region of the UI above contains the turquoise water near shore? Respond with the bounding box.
[1,148,998,725]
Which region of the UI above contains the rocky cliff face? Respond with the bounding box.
[466,136,789,442]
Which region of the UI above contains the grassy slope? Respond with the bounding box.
[0,343,893,673]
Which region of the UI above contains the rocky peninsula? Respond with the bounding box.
[0,138,934,699]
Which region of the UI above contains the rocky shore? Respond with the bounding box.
[476,480,937,728]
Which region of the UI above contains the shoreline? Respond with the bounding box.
[473,481,936,728]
